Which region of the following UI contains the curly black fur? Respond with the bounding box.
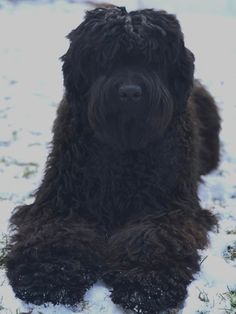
[6,6,221,313]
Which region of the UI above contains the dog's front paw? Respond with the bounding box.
[7,258,99,305]
[104,270,187,314]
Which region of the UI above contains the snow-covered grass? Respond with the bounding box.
[0,1,236,313]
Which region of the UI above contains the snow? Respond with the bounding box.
[0,1,236,313]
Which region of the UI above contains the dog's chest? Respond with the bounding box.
[84,148,179,225]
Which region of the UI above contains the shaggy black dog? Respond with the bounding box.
[6,7,221,313]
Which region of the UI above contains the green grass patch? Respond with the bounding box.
[0,233,9,270]
[223,243,236,262]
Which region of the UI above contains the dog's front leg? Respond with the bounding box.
[6,214,105,305]
[103,209,217,313]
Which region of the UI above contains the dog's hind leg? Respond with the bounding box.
[190,80,221,175]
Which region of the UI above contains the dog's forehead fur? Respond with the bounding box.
[62,6,195,106]
[67,7,184,67]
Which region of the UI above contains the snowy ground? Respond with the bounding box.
[0,0,236,313]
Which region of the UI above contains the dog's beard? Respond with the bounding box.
[88,71,173,151]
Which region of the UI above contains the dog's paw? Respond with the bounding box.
[17,284,82,306]
[112,288,158,313]
[8,260,99,305]
[104,270,187,313]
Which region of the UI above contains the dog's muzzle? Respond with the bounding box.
[88,70,173,151]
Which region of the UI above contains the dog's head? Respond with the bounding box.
[62,7,194,151]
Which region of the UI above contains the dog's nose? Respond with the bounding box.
[119,85,142,102]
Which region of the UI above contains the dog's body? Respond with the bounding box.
[6,7,220,313]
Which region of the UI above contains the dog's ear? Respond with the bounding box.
[145,10,195,111]
[61,13,95,100]
[170,46,195,111]
[61,8,108,99]
[61,34,85,100]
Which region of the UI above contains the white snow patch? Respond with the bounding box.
[0,1,236,314]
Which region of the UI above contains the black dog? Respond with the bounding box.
[6,7,221,313]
